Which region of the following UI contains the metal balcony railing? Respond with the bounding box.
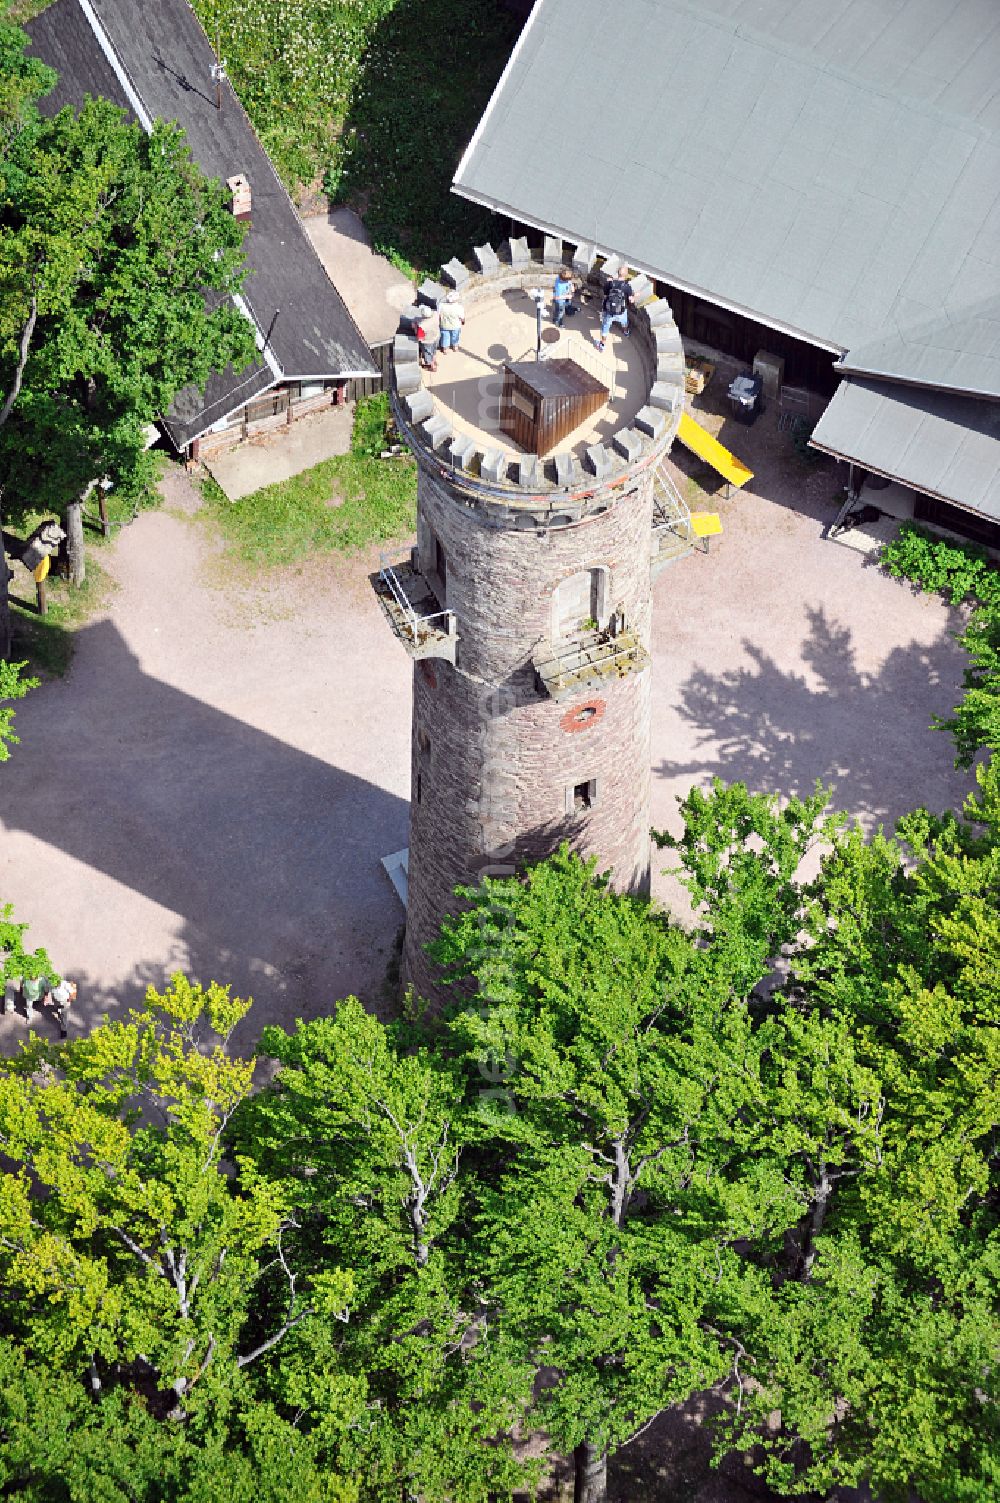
[533,620,650,701]
[374,555,458,663]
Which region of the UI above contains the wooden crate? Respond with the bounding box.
[684,357,716,395]
[500,360,607,455]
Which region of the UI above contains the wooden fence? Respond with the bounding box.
[346,340,392,402]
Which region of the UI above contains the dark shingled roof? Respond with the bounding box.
[26,0,376,448]
[811,379,1000,521]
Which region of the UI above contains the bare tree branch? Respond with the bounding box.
[0,295,37,433]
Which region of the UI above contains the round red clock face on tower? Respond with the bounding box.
[560,698,606,733]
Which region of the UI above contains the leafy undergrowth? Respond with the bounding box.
[327,0,521,269]
[881,520,1000,608]
[190,0,519,271]
[881,521,1000,767]
[201,393,416,568]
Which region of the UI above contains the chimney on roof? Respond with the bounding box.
[227,174,251,221]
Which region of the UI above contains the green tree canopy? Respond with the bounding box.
[239,998,535,1502]
[428,762,999,1503]
[0,17,255,583]
[0,977,357,1500]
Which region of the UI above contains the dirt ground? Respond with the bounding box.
[0,384,973,1057]
[0,370,969,1500]
[649,364,973,888]
[0,466,413,1054]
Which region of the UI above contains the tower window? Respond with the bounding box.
[553,567,609,638]
[567,778,598,814]
[416,772,423,805]
[429,532,447,599]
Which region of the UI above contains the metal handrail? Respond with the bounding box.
[378,555,455,642]
[651,457,694,540]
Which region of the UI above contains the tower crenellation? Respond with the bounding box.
[374,239,688,1002]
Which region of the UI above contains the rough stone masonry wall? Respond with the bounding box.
[405,465,657,1003]
[398,237,684,1004]
[405,658,652,1006]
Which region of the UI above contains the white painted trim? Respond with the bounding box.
[448,189,846,356]
[76,0,153,130]
[454,0,544,187]
[233,293,283,378]
[808,436,997,522]
[167,376,280,448]
[281,370,378,382]
[834,362,999,402]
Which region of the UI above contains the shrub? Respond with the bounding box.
[881,521,1000,607]
[881,522,1000,765]
[192,0,519,271]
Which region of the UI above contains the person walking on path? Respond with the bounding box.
[21,974,48,1024]
[551,267,576,327]
[438,292,465,351]
[415,305,440,370]
[50,978,77,1039]
[596,266,634,351]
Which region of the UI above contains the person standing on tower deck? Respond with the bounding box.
[438,291,466,351]
[415,305,440,370]
[596,266,634,351]
[551,266,576,326]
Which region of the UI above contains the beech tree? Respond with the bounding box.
[430,833,811,1503]
[240,999,535,1502]
[0,975,355,1500]
[719,758,1000,1500]
[1,661,49,1003]
[0,18,255,592]
[431,762,998,1503]
[0,657,33,759]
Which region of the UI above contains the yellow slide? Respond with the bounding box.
[677,412,753,489]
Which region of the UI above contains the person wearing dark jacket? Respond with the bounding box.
[596,267,634,351]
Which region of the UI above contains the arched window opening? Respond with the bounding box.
[552,566,609,638]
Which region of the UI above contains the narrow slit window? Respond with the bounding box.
[570,778,598,813]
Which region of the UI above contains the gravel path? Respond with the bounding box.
[1,415,972,1055]
[1,465,412,1052]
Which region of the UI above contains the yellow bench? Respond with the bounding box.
[690,512,723,552]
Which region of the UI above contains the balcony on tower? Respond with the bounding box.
[373,552,458,663]
[532,615,649,702]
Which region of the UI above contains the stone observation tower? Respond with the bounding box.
[375,238,692,1002]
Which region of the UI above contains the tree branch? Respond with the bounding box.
[0,295,37,433]
[113,1225,156,1268]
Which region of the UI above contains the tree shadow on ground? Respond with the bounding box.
[656,604,973,830]
[1,618,409,1051]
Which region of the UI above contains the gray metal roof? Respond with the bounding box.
[835,295,1000,399]
[810,378,1000,520]
[27,0,376,448]
[453,0,1000,355]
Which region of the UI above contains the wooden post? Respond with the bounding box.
[33,553,50,615]
[98,486,110,538]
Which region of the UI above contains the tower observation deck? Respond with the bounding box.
[375,239,688,1003]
